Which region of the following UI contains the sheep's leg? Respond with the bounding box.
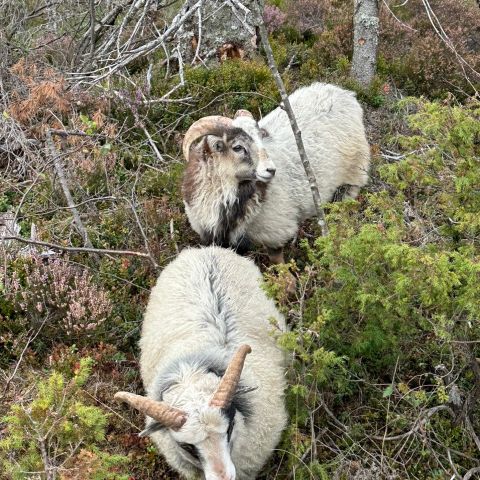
[267,246,285,265]
[332,184,361,201]
[267,247,296,295]
[344,185,361,199]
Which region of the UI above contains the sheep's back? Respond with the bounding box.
[139,246,286,389]
[259,82,370,195]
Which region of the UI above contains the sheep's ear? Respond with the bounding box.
[138,421,163,437]
[189,137,211,163]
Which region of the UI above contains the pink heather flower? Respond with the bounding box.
[263,5,287,34]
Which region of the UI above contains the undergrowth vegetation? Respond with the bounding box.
[1,0,479,479]
[263,98,480,478]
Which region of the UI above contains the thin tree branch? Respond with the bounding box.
[2,236,156,263]
[371,405,454,442]
[127,197,159,269]
[88,0,96,64]
[50,128,110,139]
[254,3,328,236]
[1,316,49,398]
[46,130,93,248]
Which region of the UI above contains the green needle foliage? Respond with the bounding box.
[0,358,128,480]
[265,98,480,478]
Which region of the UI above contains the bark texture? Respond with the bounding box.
[176,0,260,64]
[351,0,380,87]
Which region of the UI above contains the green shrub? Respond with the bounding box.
[265,97,480,477]
[150,58,279,130]
[0,358,129,479]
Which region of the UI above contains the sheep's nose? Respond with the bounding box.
[266,167,276,177]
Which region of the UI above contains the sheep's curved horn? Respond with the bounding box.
[210,344,252,409]
[114,391,187,431]
[234,109,254,119]
[182,115,233,161]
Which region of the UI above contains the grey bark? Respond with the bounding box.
[176,0,259,64]
[351,0,380,87]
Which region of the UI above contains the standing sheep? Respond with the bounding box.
[115,246,287,480]
[182,82,370,263]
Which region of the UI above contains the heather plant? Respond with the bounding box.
[379,0,480,97]
[0,357,129,480]
[284,0,325,35]
[7,255,112,345]
[263,4,287,34]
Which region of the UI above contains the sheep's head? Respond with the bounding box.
[232,109,275,183]
[115,345,252,480]
[182,116,276,187]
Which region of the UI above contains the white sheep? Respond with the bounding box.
[182,82,370,263]
[115,246,287,480]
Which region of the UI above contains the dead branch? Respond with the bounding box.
[75,0,135,62]
[88,0,96,64]
[319,395,349,432]
[371,405,454,442]
[72,0,203,83]
[50,128,110,138]
[421,0,479,95]
[46,130,93,248]
[2,316,49,398]
[127,197,159,269]
[255,2,328,236]
[2,235,157,263]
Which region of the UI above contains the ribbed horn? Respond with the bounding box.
[210,344,252,409]
[114,391,187,431]
[182,115,233,161]
[234,109,254,119]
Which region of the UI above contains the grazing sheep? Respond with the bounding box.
[115,246,287,480]
[182,82,370,263]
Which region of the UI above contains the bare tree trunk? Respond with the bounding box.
[176,0,259,64]
[351,0,380,87]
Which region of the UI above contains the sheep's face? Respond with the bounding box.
[232,114,275,183]
[204,130,257,185]
[188,126,275,188]
[140,367,251,480]
[169,405,238,480]
[118,347,252,480]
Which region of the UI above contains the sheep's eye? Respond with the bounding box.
[233,145,245,153]
[227,419,235,441]
[180,443,199,460]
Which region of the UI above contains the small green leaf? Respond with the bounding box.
[382,385,393,398]
[100,143,112,155]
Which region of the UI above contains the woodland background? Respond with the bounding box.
[0,0,480,479]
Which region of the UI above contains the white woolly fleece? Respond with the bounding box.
[139,246,288,479]
[185,82,371,250]
[231,82,371,248]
